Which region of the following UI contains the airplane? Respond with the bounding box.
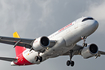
[0,16,105,67]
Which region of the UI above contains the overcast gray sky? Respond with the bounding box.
[0,0,105,70]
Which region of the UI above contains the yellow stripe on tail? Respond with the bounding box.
[13,32,20,38]
[13,32,26,56]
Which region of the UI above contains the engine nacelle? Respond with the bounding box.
[32,36,50,51]
[81,44,98,59]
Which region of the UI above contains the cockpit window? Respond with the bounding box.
[82,17,94,22]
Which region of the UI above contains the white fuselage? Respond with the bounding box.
[15,17,99,65]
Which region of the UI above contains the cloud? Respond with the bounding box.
[82,1,105,21]
[81,1,105,33]
[0,0,32,36]
[35,0,52,23]
[0,0,105,70]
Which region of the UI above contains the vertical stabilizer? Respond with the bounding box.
[13,32,26,56]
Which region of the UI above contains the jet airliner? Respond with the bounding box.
[0,17,105,67]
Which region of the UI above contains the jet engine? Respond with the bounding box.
[81,44,98,59]
[32,36,50,52]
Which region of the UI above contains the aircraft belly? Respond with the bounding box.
[63,23,97,47]
[63,25,81,46]
[41,37,67,58]
[40,21,98,60]
[22,49,40,64]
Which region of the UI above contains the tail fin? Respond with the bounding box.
[13,32,26,56]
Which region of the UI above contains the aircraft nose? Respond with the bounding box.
[85,19,99,33]
[93,20,99,29]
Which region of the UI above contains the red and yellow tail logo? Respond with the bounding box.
[13,32,20,38]
[13,32,26,56]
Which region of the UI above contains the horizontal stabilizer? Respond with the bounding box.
[0,57,17,62]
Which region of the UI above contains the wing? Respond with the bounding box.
[63,44,83,55]
[0,57,17,62]
[0,36,35,48]
[98,51,105,55]
[63,44,105,57]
